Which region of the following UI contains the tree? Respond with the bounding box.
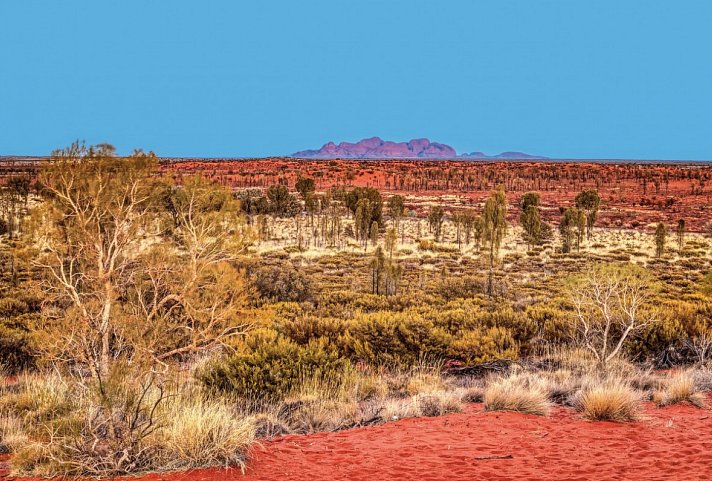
[482,186,508,296]
[266,184,301,217]
[369,247,386,295]
[33,143,255,377]
[295,176,316,202]
[427,205,445,242]
[369,221,379,248]
[566,263,656,369]
[655,222,667,257]
[345,187,382,226]
[34,143,159,377]
[559,207,582,253]
[676,219,685,250]
[461,209,479,246]
[388,195,405,229]
[575,190,601,240]
[384,227,398,258]
[0,175,31,239]
[519,192,542,249]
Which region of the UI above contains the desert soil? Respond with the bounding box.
[4,400,702,481]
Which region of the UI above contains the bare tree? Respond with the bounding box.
[33,144,255,377]
[34,143,158,377]
[566,263,656,368]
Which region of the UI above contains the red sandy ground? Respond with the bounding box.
[4,401,703,481]
[2,401,711,480]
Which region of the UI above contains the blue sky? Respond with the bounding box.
[1,0,711,159]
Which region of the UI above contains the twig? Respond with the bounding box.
[474,454,513,460]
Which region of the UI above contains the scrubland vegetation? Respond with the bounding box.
[0,145,710,477]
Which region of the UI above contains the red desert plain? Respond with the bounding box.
[3,399,712,481]
[0,155,710,481]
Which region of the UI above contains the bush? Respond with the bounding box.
[340,312,450,366]
[251,264,313,302]
[198,330,351,399]
[6,369,257,477]
[414,391,463,417]
[446,327,518,364]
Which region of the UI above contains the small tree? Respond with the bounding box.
[519,192,542,249]
[676,219,685,250]
[295,176,316,201]
[482,186,507,296]
[388,195,405,229]
[369,220,379,248]
[369,247,386,295]
[559,207,578,253]
[655,222,667,257]
[384,227,398,258]
[427,205,445,242]
[566,263,656,369]
[575,190,601,240]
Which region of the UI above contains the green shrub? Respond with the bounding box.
[339,312,450,366]
[446,327,518,364]
[198,330,351,399]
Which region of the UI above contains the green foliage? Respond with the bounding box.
[655,222,667,257]
[251,263,313,302]
[340,312,450,366]
[295,177,316,201]
[575,189,601,240]
[345,187,383,225]
[198,330,351,399]
[266,185,301,217]
[519,192,542,248]
[446,327,518,364]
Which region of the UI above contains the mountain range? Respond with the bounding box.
[292,137,547,160]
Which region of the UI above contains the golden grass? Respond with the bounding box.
[575,380,640,422]
[0,414,27,454]
[154,397,255,470]
[415,390,463,417]
[483,373,551,416]
[653,371,706,408]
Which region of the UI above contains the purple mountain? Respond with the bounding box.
[292,137,546,159]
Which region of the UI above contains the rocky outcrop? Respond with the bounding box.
[293,137,545,159]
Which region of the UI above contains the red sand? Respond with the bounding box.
[3,403,711,481]
[149,403,712,481]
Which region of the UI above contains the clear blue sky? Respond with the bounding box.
[2,0,711,160]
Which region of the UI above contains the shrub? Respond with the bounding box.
[251,264,313,302]
[7,369,257,477]
[446,327,518,364]
[574,381,639,422]
[340,312,450,366]
[198,330,351,400]
[275,397,359,434]
[483,373,551,416]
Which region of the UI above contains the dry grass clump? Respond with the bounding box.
[276,397,360,434]
[153,397,255,470]
[574,380,640,422]
[380,397,420,421]
[415,390,463,417]
[0,415,26,454]
[483,373,551,416]
[4,371,257,478]
[653,371,706,408]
